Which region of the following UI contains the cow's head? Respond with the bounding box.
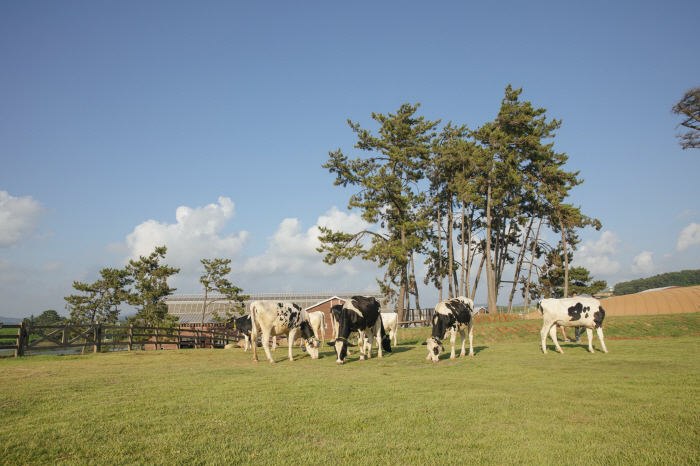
[426,337,444,363]
[299,321,319,359]
[302,337,320,360]
[334,338,348,365]
[225,317,236,329]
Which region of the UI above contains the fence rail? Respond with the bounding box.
[0,322,242,358]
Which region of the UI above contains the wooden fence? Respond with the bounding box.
[0,322,242,358]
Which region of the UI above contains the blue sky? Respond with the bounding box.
[1,1,699,319]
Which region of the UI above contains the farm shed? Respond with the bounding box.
[303,296,346,340]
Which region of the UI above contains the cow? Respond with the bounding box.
[329,304,343,342]
[226,315,253,351]
[425,296,474,363]
[334,296,391,364]
[307,310,326,347]
[380,312,399,346]
[249,301,320,363]
[538,297,608,354]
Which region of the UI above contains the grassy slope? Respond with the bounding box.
[1,314,699,465]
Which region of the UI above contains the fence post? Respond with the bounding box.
[128,325,133,351]
[94,324,101,353]
[177,327,181,350]
[62,325,69,349]
[155,326,159,350]
[16,322,26,357]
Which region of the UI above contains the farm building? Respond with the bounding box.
[163,292,388,327]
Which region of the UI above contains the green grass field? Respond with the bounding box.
[2,314,700,465]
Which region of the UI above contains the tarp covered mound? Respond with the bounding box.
[602,285,700,316]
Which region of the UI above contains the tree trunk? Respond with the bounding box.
[485,182,498,313]
[471,253,486,302]
[507,216,534,312]
[523,219,543,313]
[447,202,454,299]
[559,218,569,298]
[460,202,466,297]
[398,227,407,321]
[464,204,473,299]
[437,206,443,302]
[410,252,421,310]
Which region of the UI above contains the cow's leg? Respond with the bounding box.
[596,327,608,353]
[260,328,275,363]
[540,321,554,354]
[392,328,397,346]
[251,325,260,363]
[272,337,277,351]
[458,329,467,358]
[358,330,366,361]
[366,329,374,359]
[550,325,564,353]
[374,320,382,359]
[449,330,458,359]
[287,328,298,361]
[585,328,595,353]
[467,320,474,357]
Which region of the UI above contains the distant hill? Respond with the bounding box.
[0,316,24,324]
[614,270,700,296]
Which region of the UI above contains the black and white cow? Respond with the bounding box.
[226,315,253,351]
[538,297,608,354]
[334,296,391,364]
[425,296,474,362]
[249,301,320,363]
[329,304,343,342]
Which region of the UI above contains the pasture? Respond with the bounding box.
[1,314,700,465]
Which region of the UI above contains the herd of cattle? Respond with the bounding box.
[225,295,608,364]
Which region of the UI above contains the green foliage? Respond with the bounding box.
[614,269,700,296]
[671,85,700,150]
[64,268,132,324]
[199,258,248,324]
[320,103,439,313]
[126,246,180,326]
[23,310,65,325]
[536,248,606,299]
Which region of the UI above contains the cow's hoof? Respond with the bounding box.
[268,359,275,364]
[359,356,365,361]
[336,361,344,365]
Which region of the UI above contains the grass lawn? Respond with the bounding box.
[1,314,699,465]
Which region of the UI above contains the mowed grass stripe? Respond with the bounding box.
[2,321,700,466]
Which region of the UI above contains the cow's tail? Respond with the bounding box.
[537,301,543,315]
[249,302,259,360]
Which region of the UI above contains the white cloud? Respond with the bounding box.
[243,207,371,278]
[676,223,700,252]
[572,231,621,275]
[116,197,249,271]
[0,191,48,248]
[677,209,696,219]
[631,251,654,276]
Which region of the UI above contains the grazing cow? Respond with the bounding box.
[538,297,607,354]
[307,311,326,347]
[334,296,391,364]
[249,301,320,363]
[380,312,399,346]
[226,315,253,351]
[425,296,474,363]
[330,304,343,342]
